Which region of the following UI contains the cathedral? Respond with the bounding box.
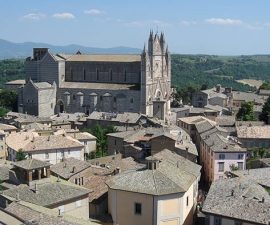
[21,31,171,120]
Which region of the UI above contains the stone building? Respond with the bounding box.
[21,31,171,120]
[106,150,201,225]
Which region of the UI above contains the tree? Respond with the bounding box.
[236,102,256,121]
[260,96,270,123]
[0,89,18,111]
[82,124,117,158]
[0,107,9,118]
[16,149,27,161]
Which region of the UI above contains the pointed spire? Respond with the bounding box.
[149,29,153,41]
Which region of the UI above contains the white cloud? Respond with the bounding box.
[22,13,46,20]
[52,12,75,20]
[180,20,197,26]
[205,18,243,26]
[84,9,105,16]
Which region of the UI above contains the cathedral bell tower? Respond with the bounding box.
[140,30,171,121]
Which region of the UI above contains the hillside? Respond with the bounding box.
[0,39,141,59]
[171,54,270,91]
[1,54,270,91]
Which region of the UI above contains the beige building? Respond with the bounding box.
[106,149,201,225]
[236,125,270,149]
[107,127,198,162]
[0,159,90,220]
[6,131,84,164]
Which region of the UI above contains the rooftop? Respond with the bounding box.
[6,132,84,152]
[0,123,17,131]
[236,125,270,139]
[231,167,270,188]
[5,201,109,225]
[61,82,139,90]
[204,133,246,153]
[5,79,26,85]
[12,159,51,171]
[50,158,92,180]
[2,182,90,207]
[57,54,141,62]
[107,150,200,196]
[202,178,270,224]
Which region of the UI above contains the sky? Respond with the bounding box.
[1,0,270,55]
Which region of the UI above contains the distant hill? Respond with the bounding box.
[171,54,270,91]
[0,39,142,59]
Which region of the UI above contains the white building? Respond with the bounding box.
[6,132,84,164]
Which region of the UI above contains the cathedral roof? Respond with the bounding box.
[56,54,141,62]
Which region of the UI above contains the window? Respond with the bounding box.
[73,94,76,100]
[114,139,117,145]
[186,196,189,207]
[75,178,78,185]
[28,153,32,159]
[234,221,242,225]
[238,162,244,170]
[96,69,99,80]
[110,69,113,81]
[124,69,127,82]
[76,200,81,207]
[134,203,142,215]
[83,69,86,81]
[238,154,244,160]
[130,98,134,103]
[219,154,225,160]
[45,152,49,159]
[68,150,70,155]
[81,177,84,185]
[218,162,224,172]
[214,216,222,225]
[61,151,64,158]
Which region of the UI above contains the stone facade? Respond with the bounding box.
[22,31,171,119]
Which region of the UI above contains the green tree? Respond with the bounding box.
[236,102,256,121]
[0,89,18,111]
[259,82,270,90]
[82,124,117,158]
[0,107,9,118]
[260,96,270,123]
[16,149,27,161]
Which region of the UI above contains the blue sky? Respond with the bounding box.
[1,0,270,55]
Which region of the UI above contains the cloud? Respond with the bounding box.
[180,20,197,26]
[84,9,105,16]
[205,18,243,26]
[22,13,46,20]
[52,13,75,20]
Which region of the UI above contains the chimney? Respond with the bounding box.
[34,183,39,194]
[146,156,159,170]
[114,167,121,175]
[15,193,20,202]
[72,166,76,173]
